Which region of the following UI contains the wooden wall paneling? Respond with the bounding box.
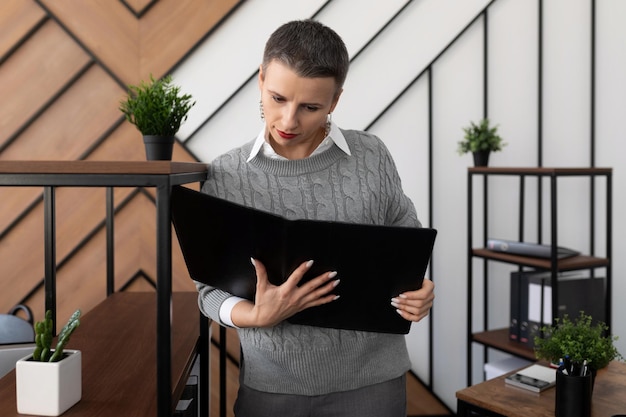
[0,0,46,60]
[0,20,90,147]
[1,66,125,161]
[120,276,158,292]
[122,192,195,292]
[122,0,156,17]
[38,0,139,84]
[210,322,240,417]
[0,0,236,333]
[38,0,242,86]
[0,186,111,315]
[86,122,149,161]
[0,200,44,312]
[43,224,110,329]
[85,120,201,163]
[210,341,239,417]
[51,187,106,255]
[0,187,42,233]
[139,0,241,80]
[211,322,241,364]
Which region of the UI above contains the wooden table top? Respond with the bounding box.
[457,361,626,417]
[0,292,200,416]
[0,160,208,175]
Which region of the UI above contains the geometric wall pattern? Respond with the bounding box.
[0,0,240,325]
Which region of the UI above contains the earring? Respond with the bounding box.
[259,100,265,121]
[325,113,332,136]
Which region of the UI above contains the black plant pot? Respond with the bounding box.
[143,135,174,161]
[472,150,490,167]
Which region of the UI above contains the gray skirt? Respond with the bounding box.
[233,374,407,417]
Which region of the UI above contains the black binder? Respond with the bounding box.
[510,270,606,348]
[487,238,579,259]
[509,271,521,341]
[170,185,437,334]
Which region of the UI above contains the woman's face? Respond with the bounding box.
[259,60,341,160]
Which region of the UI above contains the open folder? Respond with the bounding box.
[170,185,437,334]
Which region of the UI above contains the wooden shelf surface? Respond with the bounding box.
[0,160,208,175]
[0,291,200,417]
[468,166,612,176]
[471,328,537,361]
[472,248,609,271]
[457,361,626,417]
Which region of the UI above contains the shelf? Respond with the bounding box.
[468,166,612,176]
[471,328,536,361]
[0,160,208,175]
[0,292,200,417]
[0,161,209,417]
[472,249,610,271]
[466,167,612,387]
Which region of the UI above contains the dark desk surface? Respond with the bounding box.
[0,292,199,417]
[457,361,626,417]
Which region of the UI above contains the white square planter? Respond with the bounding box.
[16,349,82,416]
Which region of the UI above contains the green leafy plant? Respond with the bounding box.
[33,309,81,362]
[534,311,623,372]
[457,118,506,155]
[119,74,195,136]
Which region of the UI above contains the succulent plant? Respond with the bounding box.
[33,309,81,362]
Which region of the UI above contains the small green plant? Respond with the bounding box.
[457,118,506,155]
[534,311,623,372]
[33,309,81,362]
[119,74,195,136]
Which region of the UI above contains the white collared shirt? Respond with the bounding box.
[246,120,351,162]
[220,120,350,327]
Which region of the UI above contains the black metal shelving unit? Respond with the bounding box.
[0,161,208,417]
[466,167,612,387]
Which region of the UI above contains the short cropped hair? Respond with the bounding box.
[262,19,350,91]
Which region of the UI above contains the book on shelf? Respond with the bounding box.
[170,185,437,334]
[487,238,580,259]
[505,364,556,393]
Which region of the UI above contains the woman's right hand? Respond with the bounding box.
[230,258,339,328]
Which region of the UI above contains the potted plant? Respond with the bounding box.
[457,118,506,166]
[16,309,81,416]
[534,311,623,374]
[119,74,195,161]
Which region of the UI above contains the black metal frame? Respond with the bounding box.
[466,167,612,387]
[0,167,208,417]
[457,398,505,417]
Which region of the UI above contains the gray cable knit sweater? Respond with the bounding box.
[196,128,421,395]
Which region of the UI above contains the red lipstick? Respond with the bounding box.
[276,129,297,139]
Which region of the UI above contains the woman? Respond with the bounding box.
[196,19,435,417]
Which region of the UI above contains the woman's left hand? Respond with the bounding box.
[391,278,435,322]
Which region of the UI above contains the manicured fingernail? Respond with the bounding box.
[333,295,340,301]
[395,309,403,316]
[333,279,340,287]
[306,260,314,268]
[328,271,337,279]
[391,300,399,308]
[250,257,256,266]
[391,297,399,304]
[399,294,407,299]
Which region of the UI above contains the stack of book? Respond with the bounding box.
[505,364,556,393]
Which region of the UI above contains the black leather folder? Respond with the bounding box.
[170,185,437,334]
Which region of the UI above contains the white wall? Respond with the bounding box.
[173,0,626,411]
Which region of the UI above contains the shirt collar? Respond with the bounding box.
[246,120,351,162]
